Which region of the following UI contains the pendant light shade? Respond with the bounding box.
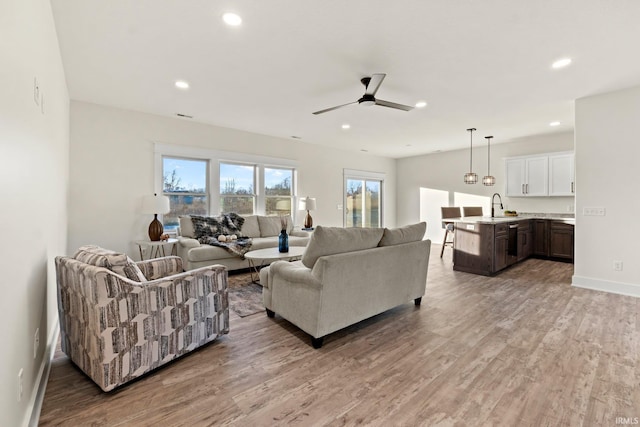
[483,135,496,186]
[464,128,478,184]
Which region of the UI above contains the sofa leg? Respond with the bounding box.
[311,337,324,349]
[414,297,422,306]
[266,308,275,318]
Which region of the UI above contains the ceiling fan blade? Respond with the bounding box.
[364,73,386,96]
[375,99,414,111]
[312,101,357,115]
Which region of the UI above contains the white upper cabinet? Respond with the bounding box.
[504,151,574,197]
[548,152,575,196]
[505,156,548,197]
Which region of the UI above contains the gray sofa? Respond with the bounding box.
[55,245,229,391]
[260,223,431,348]
[176,214,311,271]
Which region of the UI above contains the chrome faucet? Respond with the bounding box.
[491,193,503,218]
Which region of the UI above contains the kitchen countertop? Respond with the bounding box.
[448,215,575,225]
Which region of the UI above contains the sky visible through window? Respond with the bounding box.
[220,163,254,193]
[163,157,207,192]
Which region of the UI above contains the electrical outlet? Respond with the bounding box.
[34,328,40,359]
[583,207,606,216]
[613,260,623,271]
[18,369,23,401]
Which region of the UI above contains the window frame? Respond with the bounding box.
[161,155,210,231]
[343,168,385,228]
[264,166,295,217]
[219,161,257,215]
[154,143,299,222]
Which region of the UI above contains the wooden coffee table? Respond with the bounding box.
[244,246,306,284]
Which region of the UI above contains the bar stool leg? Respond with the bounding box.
[440,229,449,258]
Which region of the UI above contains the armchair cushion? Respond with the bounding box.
[378,222,426,247]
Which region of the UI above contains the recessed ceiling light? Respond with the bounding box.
[222,12,242,26]
[551,58,572,69]
[549,121,561,126]
[360,149,368,152]
[175,80,189,89]
[291,135,302,139]
[342,124,351,129]
[415,101,427,108]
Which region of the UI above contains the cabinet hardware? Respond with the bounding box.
[571,182,574,193]
[522,184,525,194]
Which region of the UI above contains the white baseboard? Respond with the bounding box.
[24,320,59,427]
[572,275,640,298]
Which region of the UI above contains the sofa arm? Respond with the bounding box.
[136,256,183,280]
[177,236,200,249]
[269,261,320,288]
[290,230,312,238]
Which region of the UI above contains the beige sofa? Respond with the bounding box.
[55,245,229,391]
[260,223,431,348]
[176,214,311,271]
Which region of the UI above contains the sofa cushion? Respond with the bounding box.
[258,215,293,237]
[378,222,427,247]
[179,215,195,238]
[301,226,385,268]
[73,245,146,282]
[241,215,261,238]
[187,245,237,262]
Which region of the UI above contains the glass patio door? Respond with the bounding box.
[345,175,383,228]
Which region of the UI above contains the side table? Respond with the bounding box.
[134,238,178,260]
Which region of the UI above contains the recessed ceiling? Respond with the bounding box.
[50,1,640,158]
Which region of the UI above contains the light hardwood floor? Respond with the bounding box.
[39,249,639,426]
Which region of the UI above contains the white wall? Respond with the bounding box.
[396,132,575,238]
[0,0,69,425]
[573,85,640,296]
[68,102,397,258]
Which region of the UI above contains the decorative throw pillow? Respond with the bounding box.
[378,222,427,247]
[73,245,146,282]
[222,213,245,236]
[110,256,148,282]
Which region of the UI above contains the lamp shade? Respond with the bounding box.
[299,196,316,211]
[141,194,170,214]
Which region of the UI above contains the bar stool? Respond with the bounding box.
[462,206,483,217]
[440,207,461,258]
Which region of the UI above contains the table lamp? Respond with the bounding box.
[142,193,171,241]
[299,196,316,229]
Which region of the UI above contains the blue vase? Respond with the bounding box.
[278,229,289,253]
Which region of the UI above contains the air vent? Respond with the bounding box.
[176,113,193,119]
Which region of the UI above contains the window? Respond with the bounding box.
[219,162,256,215]
[162,157,209,231]
[344,170,384,228]
[264,167,293,216]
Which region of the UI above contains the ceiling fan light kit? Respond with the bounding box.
[312,73,414,115]
[464,128,478,184]
[483,135,496,186]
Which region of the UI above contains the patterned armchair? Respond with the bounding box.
[55,246,229,391]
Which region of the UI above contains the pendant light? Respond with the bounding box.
[483,136,496,186]
[464,128,478,184]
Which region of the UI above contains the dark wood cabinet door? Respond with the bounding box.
[533,220,548,257]
[494,234,509,272]
[549,222,574,260]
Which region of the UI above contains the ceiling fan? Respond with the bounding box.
[312,73,414,115]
